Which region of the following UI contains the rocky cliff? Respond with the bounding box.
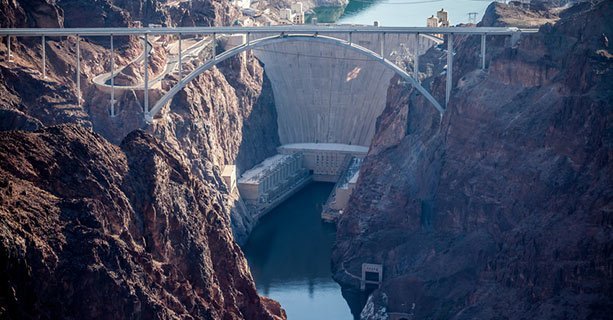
[0,0,284,318]
[0,125,284,319]
[333,1,612,319]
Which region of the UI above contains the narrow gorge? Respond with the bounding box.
[0,0,611,319]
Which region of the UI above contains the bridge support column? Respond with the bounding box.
[212,33,217,61]
[178,33,182,81]
[76,35,80,105]
[414,33,419,81]
[110,34,115,117]
[380,32,385,59]
[42,35,46,79]
[6,36,11,62]
[348,32,352,45]
[446,33,453,107]
[143,34,149,118]
[481,34,486,70]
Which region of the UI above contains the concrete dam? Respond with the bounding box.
[229,33,440,219]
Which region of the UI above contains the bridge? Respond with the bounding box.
[1,25,538,217]
[0,25,537,123]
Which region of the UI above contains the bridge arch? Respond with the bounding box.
[147,34,444,122]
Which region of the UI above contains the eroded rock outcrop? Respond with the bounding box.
[0,125,285,319]
[0,0,284,317]
[333,1,612,319]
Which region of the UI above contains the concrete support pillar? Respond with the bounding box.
[446,33,453,107]
[380,32,385,59]
[481,34,486,70]
[212,33,217,61]
[178,33,182,81]
[7,36,11,62]
[414,33,420,81]
[110,34,115,117]
[76,35,81,104]
[143,34,150,117]
[348,32,352,45]
[247,32,251,46]
[42,35,46,78]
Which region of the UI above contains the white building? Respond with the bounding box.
[237,153,309,214]
[279,2,305,25]
[232,0,251,9]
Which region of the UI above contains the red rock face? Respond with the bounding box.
[0,125,285,319]
[333,2,612,319]
[0,0,283,318]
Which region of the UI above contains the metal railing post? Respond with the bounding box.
[446,33,453,106]
[110,34,115,117]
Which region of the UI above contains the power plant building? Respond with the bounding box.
[237,153,310,216]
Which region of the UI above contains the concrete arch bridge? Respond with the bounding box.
[0,25,537,217]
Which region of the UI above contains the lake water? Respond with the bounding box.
[313,0,494,27]
[243,182,361,319]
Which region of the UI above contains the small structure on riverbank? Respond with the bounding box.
[361,263,383,291]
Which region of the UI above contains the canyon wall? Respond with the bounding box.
[0,0,283,317]
[0,125,284,319]
[333,1,612,319]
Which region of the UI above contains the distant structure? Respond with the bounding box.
[280,2,305,24]
[436,8,450,27]
[232,0,251,9]
[237,153,310,217]
[222,165,237,192]
[427,8,449,37]
[468,12,478,24]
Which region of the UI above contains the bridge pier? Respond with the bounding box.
[212,33,217,61]
[110,34,116,117]
[380,32,385,58]
[446,33,453,107]
[481,34,486,69]
[414,33,419,81]
[143,34,149,117]
[178,33,182,81]
[6,36,11,62]
[41,35,46,78]
[76,35,80,105]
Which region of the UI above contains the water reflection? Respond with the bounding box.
[244,182,359,320]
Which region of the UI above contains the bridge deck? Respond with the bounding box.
[0,26,539,37]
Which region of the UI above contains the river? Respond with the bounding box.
[243,182,362,319]
[244,2,497,318]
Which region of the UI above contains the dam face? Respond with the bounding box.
[253,33,436,146]
[233,33,438,217]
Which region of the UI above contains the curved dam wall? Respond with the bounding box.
[253,33,439,146]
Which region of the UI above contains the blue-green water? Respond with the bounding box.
[313,0,494,26]
[243,182,359,319]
